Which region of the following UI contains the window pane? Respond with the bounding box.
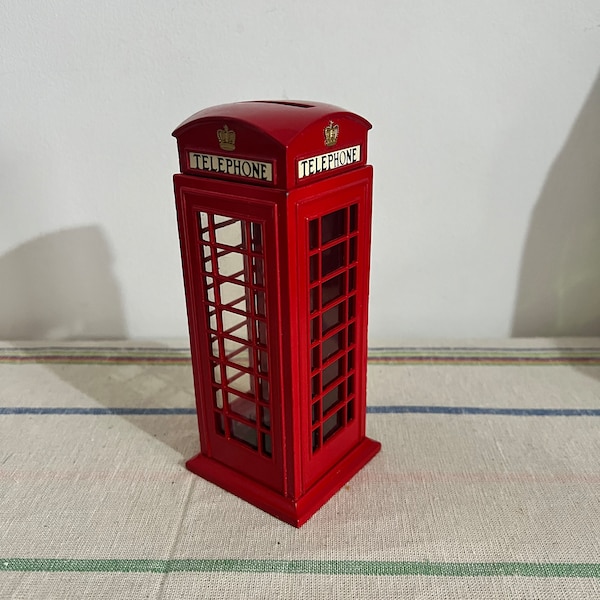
[310,255,319,282]
[322,331,344,363]
[217,251,245,279]
[251,223,263,253]
[218,281,246,308]
[311,316,320,343]
[322,383,343,414]
[322,357,343,389]
[321,273,345,306]
[215,219,243,248]
[349,204,358,232]
[258,378,269,403]
[321,241,346,278]
[260,407,271,429]
[323,410,343,441]
[230,420,258,449]
[214,412,225,435]
[229,396,256,422]
[261,432,272,457]
[309,219,319,250]
[322,302,343,335]
[226,366,252,395]
[321,208,347,245]
[310,286,320,313]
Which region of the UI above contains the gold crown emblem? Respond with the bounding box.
[324,120,339,147]
[217,124,236,151]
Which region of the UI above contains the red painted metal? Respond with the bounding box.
[173,101,381,527]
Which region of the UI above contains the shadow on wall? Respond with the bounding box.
[0,226,127,339]
[512,73,600,337]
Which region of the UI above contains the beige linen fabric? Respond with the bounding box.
[1,340,599,599]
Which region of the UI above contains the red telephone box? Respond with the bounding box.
[173,101,381,527]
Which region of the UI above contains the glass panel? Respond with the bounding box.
[349,204,358,232]
[252,257,265,286]
[258,378,269,403]
[260,407,271,429]
[217,250,245,279]
[322,357,343,389]
[349,236,357,263]
[258,350,269,374]
[321,241,346,277]
[312,402,320,424]
[347,323,356,346]
[226,367,252,395]
[347,374,355,395]
[200,243,213,273]
[309,255,319,282]
[214,412,225,435]
[218,281,246,308]
[321,208,347,245]
[348,267,357,292]
[251,223,263,252]
[322,302,343,335]
[310,316,320,343]
[347,399,355,422]
[254,291,266,317]
[312,428,321,452]
[348,295,356,319]
[198,212,211,242]
[215,220,243,248]
[204,277,215,303]
[212,363,221,384]
[323,410,343,442]
[198,211,210,230]
[230,419,258,449]
[322,331,344,363]
[255,320,267,345]
[261,432,272,457]
[322,273,345,306]
[214,388,224,409]
[229,396,256,422]
[214,214,233,225]
[311,346,320,371]
[311,373,320,397]
[221,310,248,338]
[205,284,215,303]
[309,219,319,250]
[323,382,343,414]
[310,286,320,313]
[224,339,251,368]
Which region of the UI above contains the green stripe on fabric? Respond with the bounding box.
[2,559,600,577]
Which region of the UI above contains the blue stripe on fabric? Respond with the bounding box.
[367,406,600,416]
[1,406,600,416]
[0,407,196,415]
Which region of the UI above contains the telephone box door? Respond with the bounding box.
[294,168,373,491]
[176,181,285,493]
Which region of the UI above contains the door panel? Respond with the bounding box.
[295,171,372,490]
[176,182,284,492]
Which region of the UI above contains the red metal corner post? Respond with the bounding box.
[172,100,380,527]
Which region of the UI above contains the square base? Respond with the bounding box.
[186,437,381,527]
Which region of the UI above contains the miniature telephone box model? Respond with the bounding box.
[173,101,381,527]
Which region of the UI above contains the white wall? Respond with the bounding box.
[1,1,599,341]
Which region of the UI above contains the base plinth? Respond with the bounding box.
[186,437,381,527]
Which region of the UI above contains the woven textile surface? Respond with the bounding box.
[1,339,599,599]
